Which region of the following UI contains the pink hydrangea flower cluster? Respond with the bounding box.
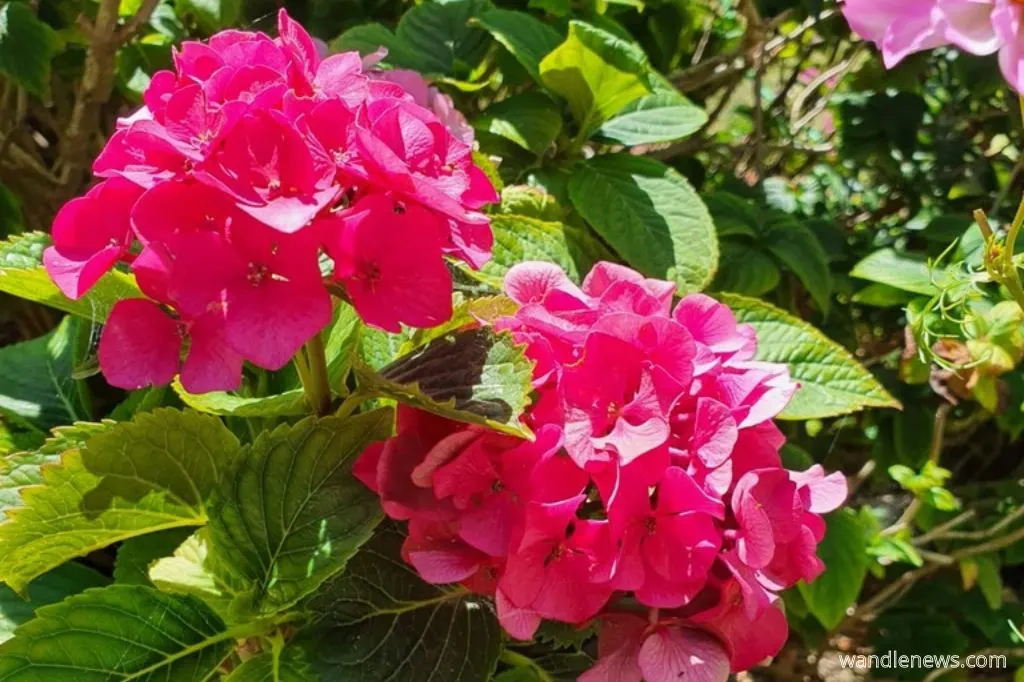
[843,0,1024,92]
[354,261,847,679]
[44,10,496,393]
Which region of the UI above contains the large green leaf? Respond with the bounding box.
[850,248,945,295]
[539,21,651,132]
[0,563,108,644]
[337,0,491,75]
[798,509,870,629]
[0,232,142,322]
[302,525,502,681]
[711,241,780,297]
[205,410,390,615]
[0,409,240,594]
[761,212,831,314]
[595,91,707,145]
[473,8,562,83]
[721,293,901,419]
[480,213,604,285]
[0,3,58,97]
[0,421,109,521]
[568,153,718,294]
[356,328,534,437]
[0,317,85,432]
[475,92,563,157]
[0,585,233,680]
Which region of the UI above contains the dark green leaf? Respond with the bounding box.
[113,527,193,585]
[206,410,390,615]
[798,509,870,629]
[302,525,501,682]
[475,92,563,157]
[473,9,562,83]
[711,241,781,297]
[224,648,315,681]
[0,3,58,97]
[0,585,232,680]
[0,318,84,432]
[569,153,718,294]
[177,0,241,32]
[356,328,534,437]
[0,563,107,644]
[761,212,831,314]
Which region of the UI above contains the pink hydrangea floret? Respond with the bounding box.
[842,0,1024,92]
[45,10,497,393]
[354,261,848,680]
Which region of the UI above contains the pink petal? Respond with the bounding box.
[99,299,181,389]
[180,313,244,393]
[637,627,730,682]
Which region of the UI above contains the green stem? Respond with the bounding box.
[499,650,555,682]
[302,332,331,416]
[335,390,367,420]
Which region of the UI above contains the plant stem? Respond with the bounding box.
[302,332,331,416]
[499,650,555,682]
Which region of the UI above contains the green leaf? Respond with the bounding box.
[0,585,232,680]
[0,232,143,322]
[331,23,398,57]
[0,3,58,97]
[475,92,563,157]
[480,213,603,286]
[761,212,831,314]
[703,192,763,239]
[302,525,502,681]
[539,21,651,132]
[114,527,193,585]
[150,529,236,615]
[798,509,870,629]
[473,9,562,83]
[224,648,315,682]
[0,409,240,594]
[850,248,945,296]
[596,91,707,145]
[173,381,308,418]
[0,317,83,432]
[356,328,534,437]
[342,0,492,75]
[711,241,780,297]
[499,185,565,222]
[0,563,108,644]
[205,410,390,616]
[974,554,1003,610]
[177,0,240,32]
[0,421,108,521]
[568,153,718,294]
[721,293,901,419]
[851,283,917,308]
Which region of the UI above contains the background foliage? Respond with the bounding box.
[0,0,1021,680]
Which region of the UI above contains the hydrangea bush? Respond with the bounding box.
[0,4,950,682]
